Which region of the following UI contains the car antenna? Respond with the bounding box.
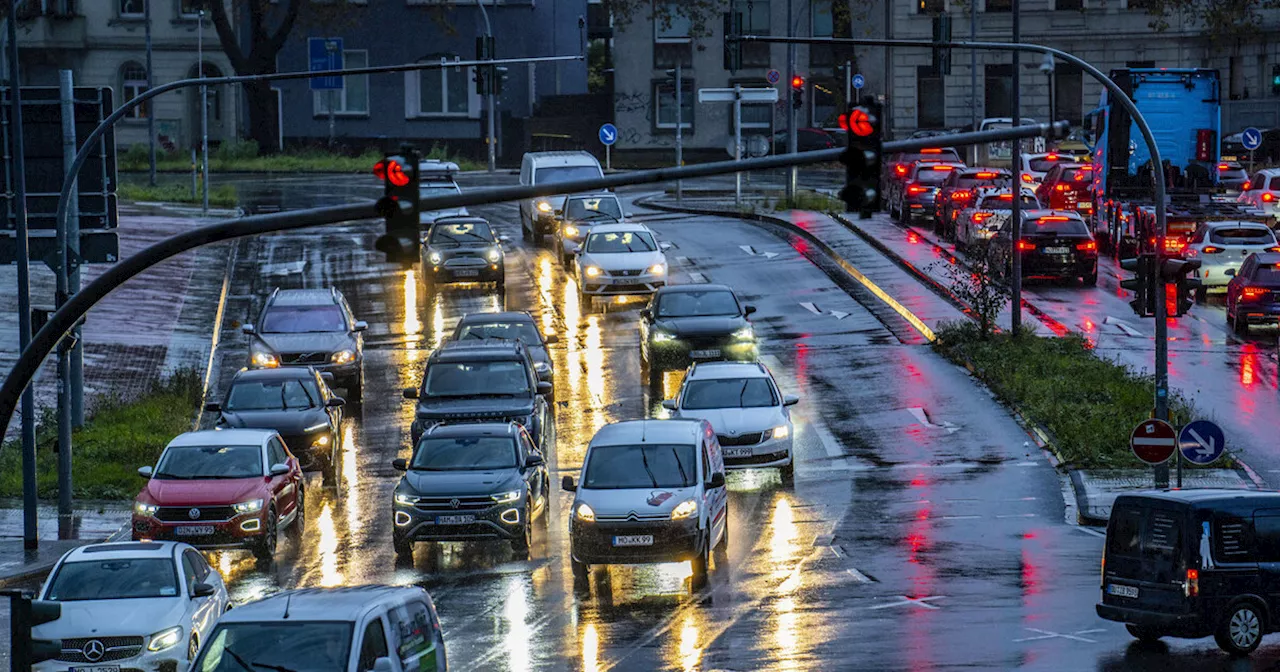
[283,592,292,619]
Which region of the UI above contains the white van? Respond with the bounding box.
[519,151,604,244]
[562,419,728,593]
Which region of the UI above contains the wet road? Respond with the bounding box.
[178,173,1280,670]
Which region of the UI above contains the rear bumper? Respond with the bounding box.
[1238,303,1280,323]
[1021,255,1097,278]
[1096,603,1206,636]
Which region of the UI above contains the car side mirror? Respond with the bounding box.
[639,308,652,320]
[191,582,216,599]
[373,657,395,672]
[572,248,582,255]
[562,475,577,492]
[625,211,634,219]
[783,394,800,407]
[1225,268,1236,277]
[403,387,419,400]
[326,397,345,408]
[353,321,368,332]
[743,305,757,317]
[543,333,559,345]
[536,381,553,396]
[137,465,154,478]
[240,324,255,335]
[320,372,335,384]
[707,472,726,489]
[392,458,408,472]
[525,454,545,468]
[661,399,678,411]
[499,234,511,242]
[203,401,221,413]
[269,463,289,477]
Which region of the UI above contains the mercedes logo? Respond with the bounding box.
[188,508,201,520]
[449,498,460,509]
[82,639,105,662]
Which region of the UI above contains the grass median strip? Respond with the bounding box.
[933,322,1199,470]
[119,180,239,207]
[0,369,202,500]
[119,141,483,173]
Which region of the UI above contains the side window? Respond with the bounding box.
[1251,174,1267,191]
[1214,514,1256,563]
[185,550,210,582]
[1189,226,1206,245]
[386,601,440,671]
[269,438,289,466]
[1106,507,1141,556]
[357,617,391,672]
[521,430,538,460]
[180,553,199,593]
[1255,514,1280,563]
[701,441,711,482]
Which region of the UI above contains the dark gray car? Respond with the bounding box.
[449,311,557,398]
[242,287,366,402]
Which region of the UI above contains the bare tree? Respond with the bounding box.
[933,238,1011,337]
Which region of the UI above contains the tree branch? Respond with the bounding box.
[208,0,249,74]
[265,0,304,59]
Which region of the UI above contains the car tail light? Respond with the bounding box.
[907,184,929,195]
[1218,164,1230,171]
[1055,183,1069,191]
[1038,216,1071,222]
[1264,192,1275,203]
[895,165,908,176]
[921,148,942,154]
[1077,241,1097,252]
[1016,240,1036,251]
[1021,174,1034,183]
[1185,568,1199,598]
[931,166,955,172]
[1242,286,1270,301]
[1268,246,1280,253]
[975,172,998,178]
[952,190,971,201]
[1243,181,1251,190]
[972,212,993,224]
[1046,153,1059,160]
[1200,245,1224,254]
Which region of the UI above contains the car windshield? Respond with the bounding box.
[908,150,960,162]
[457,321,543,345]
[424,361,529,397]
[959,174,1006,188]
[583,444,697,489]
[261,305,346,334]
[536,165,602,183]
[1024,217,1090,235]
[566,197,622,221]
[914,167,955,184]
[980,194,1038,209]
[195,622,354,672]
[585,231,657,253]
[154,445,263,479]
[429,222,494,245]
[225,379,320,411]
[1210,227,1275,246]
[46,559,179,601]
[656,290,740,318]
[411,436,518,470]
[681,378,778,409]
[1254,262,1280,284]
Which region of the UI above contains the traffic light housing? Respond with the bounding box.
[838,101,883,218]
[791,76,804,110]
[1120,254,1157,317]
[373,147,422,267]
[6,590,63,667]
[723,11,743,73]
[1161,257,1202,317]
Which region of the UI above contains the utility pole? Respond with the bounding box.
[675,62,683,202]
[785,0,797,202]
[476,0,497,172]
[844,60,852,108]
[1009,0,1023,334]
[199,10,209,214]
[56,70,76,540]
[882,0,892,136]
[145,0,155,186]
[969,0,976,162]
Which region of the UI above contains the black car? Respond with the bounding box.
[242,287,366,401]
[206,367,345,485]
[1226,252,1280,334]
[391,422,548,558]
[996,210,1098,285]
[450,311,557,397]
[639,284,757,372]
[421,216,506,289]
[403,340,552,450]
[1098,489,1280,655]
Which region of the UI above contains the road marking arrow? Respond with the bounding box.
[800,302,823,314]
[829,310,849,320]
[739,245,757,255]
[761,251,779,259]
[1103,316,1144,338]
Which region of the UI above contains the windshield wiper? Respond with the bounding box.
[152,472,188,480]
[298,384,316,409]
[221,647,256,672]
[671,446,689,485]
[639,447,659,488]
[737,379,751,408]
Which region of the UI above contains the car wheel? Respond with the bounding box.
[393,534,413,559]
[521,212,532,241]
[321,442,338,487]
[901,208,913,226]
[511,517,532,558]
[1215,601,1265,655]
[188,634,200,661]
[1125,624,1163,643]
[1234,309,1250,335]
[780,460,795,487]
[532,228,544,247]
[713,526,728,570]
[1083,270,1098,287]
[286,488,304,542]
[1195,286,1207,303]
[571,557,590,586]
[690,534,711,591]
[253,507,277,562]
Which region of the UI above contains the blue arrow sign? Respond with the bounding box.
[852,74,865,90]
[1243,127,1263,151]
[309,37,344,91]
[1179,420,1225,465]
[598,123,618,146]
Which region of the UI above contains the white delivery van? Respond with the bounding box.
[519,151,604,244]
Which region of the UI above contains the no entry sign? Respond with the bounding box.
[1130,419,1176,465]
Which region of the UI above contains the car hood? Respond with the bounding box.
[415,397,535,422]
[581,250,665,271]
[254,332,353,354]
[674,407,783,434]
[400,468,523,496]
[141,477,264,506]
[579,485,699,517]
[34,598,188,639]
[218,409,329,435]
[654,315,747,337]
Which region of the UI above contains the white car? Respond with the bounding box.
[954,188,1041,249]
[1238,168,1280,219]
[1186,220,1280,295]
[417,160,468,226]
[1018,152,1071,189]
[573,222,668,301]
[34,541,230,671]
[554,192,628,266]
[663,361,798,483]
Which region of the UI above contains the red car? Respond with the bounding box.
[133,428,305,562]
[1035,162,1095,216]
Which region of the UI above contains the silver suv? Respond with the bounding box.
[242,288,366,402]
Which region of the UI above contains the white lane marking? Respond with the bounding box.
[995,513,1037,519]
[761,251,779,259]
[1013,628,1105,644]
[800,302,823,315]
[846,567,873,583]
[830,310,849,320]
[1076,526,1106,538]
[689,271,708,284]
[1104,315,1145,337]
[675,256,690,266]
[739,244,757,255]
[939,515,982,520]
[760,354,847,464]
[906,407,961,434]
[867,595,944,611]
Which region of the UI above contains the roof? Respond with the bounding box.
[432,339,526,362]
[62,541,179,562]
[586,222,654,235]
[430,215,490,226]
[457,311,535,325]
[655,283,734,295]
[1021,209,1086,221]
[960,167,1010,175]
[911,162,965,172]
[231,367,316,382]
[591,419,704,447]
[687,361,768,380]
[168,428,275,447]
[565,192,619,200]
[1115,489,1280,508]
[1251,252,1280,264]
[525,151,600,168]
[1255,168,1280,175]
[1203,220,1274,230]
[216,586,430,624]
[270,288,338,307]
[425,422,518,438]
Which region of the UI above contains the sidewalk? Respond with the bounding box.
[640,193,1259,525]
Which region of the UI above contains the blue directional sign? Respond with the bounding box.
[1179,420,1226,465]
[598,123,618,146]
[852,74,865,90]
[766,69,781,85]
[1243,127,1263,151]
[309,37,344,91]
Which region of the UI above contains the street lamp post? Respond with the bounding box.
[198,10,208,214]
[476,0,497,173]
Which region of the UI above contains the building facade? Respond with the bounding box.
[13,0,240,152]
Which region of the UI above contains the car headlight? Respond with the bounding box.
[147,625,183,652]
[134,502,159,516]
[563,224,579,238]
[394,492,416,506]
[534,361,552,374]
[575,502,596,522]
[233,499,264,514]
[537,201,553,213]
[428,251,443,265]
[492,490,521,503]
[250,351,279,368]
[648,264,666,275]
[331,350,356,365]
[651,329,676,342]
[584,266,602,278]
[769,424,790,440]
[487,248,502,263]
[670,499,698,520]
[733,325,755,341]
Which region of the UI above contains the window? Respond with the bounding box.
[1055,0,1084,9]
[812,0,834,37]
[181,553,199,592]
[1214,514,1256,563]
[741,0,770,67]
[119,0,144,17]
[408,61,471,117]
[809,0,850,67]
[653,78,694,131]
[985,0,1012,10]
[120,62,148,119]
[268,438,289,467]
[654,2,692,69]
[315,50,369,116]
[1054,62,1082,125]
[730,78,772,130]
[356,619,391,672]
[918,0,945,13]
[1106,507,1141,556]
[179,0,205,17]
[1257,513,1280,563]
[184,549,210,582]
[1126,0,1150,9]
[387,602,440,671]
[917,66,945,129]
[984,63,1013,119]
[196,63,223,122]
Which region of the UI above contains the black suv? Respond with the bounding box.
[1098,489,1280,655]
[206,367,345,485]
[391,422,549,558]
[450,311,557,398]
[639,284,758,372]
[242,287,367,402]
[403,340,552,450]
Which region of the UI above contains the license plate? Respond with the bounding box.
[613,535,654,547]
[724,447,753,458]
[690,348,721,359]
[70,667,121,672]
[174,525,214,536]
[1107,584,1139,599]
[435,515,475,525]
[1043,247,1070,255]
[453,269,479,278]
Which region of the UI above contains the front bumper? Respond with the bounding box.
[581,273,665,296]
[132,512,267,550]
[648,336,757,367]
[721,436,793,469]
[425,261,504,284]
[571,518,702,565]
[393,503,525,542]
[35,645,189,672]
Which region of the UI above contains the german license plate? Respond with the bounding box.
[1043,247,1070,255]
[70,666,121,672]
[724,447,753,458]
[613,535,654,547]
[1077,202,1091,209]
[690,348,721,359]
[174,525,214,536]
[436,515,474,525]
[1107,584,1139,599]
[453,269,479,278]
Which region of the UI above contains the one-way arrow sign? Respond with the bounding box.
[1179,419,1225,465]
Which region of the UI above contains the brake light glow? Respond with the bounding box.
[1242,286,1269,301]
[1046,153,1058,160]
[952,190,971,201]
[1038,216,1071,222]
[1243,181,1251,190]
[895,165,908,176]
[1016,240,1036,251]
[921,148,942,154]
[1077,241,1097,252]
[1055,184,1069,191]
[1269,246,1280,253]
[972,212,993,224]
[1200,245,1224,254]
[1185,569,1199,598]
[930,166,955,172]
[998,194,1014,201]
[907,185,929,195]
[975,172,998,178]
[1021,174,1034,183]
[1218,164,1230,171]
[1264,193,1275,203]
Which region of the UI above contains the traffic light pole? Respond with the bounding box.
[475,0,497,173]
[1010,0,1023,335]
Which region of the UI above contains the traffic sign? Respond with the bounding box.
[766,69,781,85]
[1243,127,1263,151]
[598,123,618,146]
[852,74,865,90]
[1129,419,1176,465]
[1179,420,1225,465]
[309,37,344,91]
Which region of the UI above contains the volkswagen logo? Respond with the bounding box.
[82,639,105,662]
[449,498,460,509]
[188,508,201,520]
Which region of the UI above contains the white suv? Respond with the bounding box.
[1237,168,1280,219]
[35,541,230,671]
[663,361,798,483]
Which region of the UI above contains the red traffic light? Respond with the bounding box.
[376,157,411,187]
[791,76,804,89]
[848,108,874,137]
[373,160,387,180]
